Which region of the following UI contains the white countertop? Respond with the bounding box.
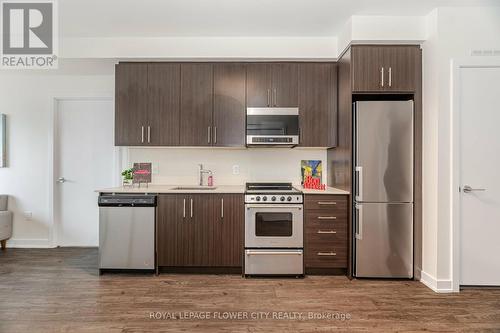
[96,185,245,194]
[97,184,349,195]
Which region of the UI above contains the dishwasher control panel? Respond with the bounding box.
[98,195,157,207]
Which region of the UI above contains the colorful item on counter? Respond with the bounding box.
[303,175,326,190]
[208,175,214,187]
[121,168,134,187]
[133,163,152,184]
[301,160,322,185]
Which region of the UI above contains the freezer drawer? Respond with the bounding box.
[355,101,414,203]
[355,203,413,278]
[245,249,304,275]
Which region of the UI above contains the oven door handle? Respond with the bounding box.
[245,204,303,209]
[245,250,303,256]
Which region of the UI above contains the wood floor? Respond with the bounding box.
[1,248,499,333]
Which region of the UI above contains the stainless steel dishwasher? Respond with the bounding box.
[98,194,156,272]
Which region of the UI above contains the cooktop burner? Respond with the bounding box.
[245,182,303,203]
[245,182,301,193]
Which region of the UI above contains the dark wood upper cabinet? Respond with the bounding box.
[246,63,272,107]
[246,63,298,108]
[271,63,298,107]
[147,63,180,145]
[115,63,149,146]
[351,45,420,92]
[299,63,337,148]
[383,46,419,92]
[213,63,246,147]
[180,63,213,146]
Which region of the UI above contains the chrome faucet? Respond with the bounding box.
[198,164,212,186]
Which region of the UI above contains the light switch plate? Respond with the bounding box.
[232,165,240,175]
[152,163,159,175]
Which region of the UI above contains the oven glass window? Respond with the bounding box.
[255,212,293,237]
[247,115,299,136]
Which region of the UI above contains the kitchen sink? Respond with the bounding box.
[171,186,218,190]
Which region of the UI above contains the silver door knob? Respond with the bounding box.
[463,185,486,193]
[57,177,66,183]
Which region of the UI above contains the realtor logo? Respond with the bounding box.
[1,0,58,68]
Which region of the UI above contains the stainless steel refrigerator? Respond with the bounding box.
[354,100,414,278]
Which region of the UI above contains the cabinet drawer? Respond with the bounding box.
[305,211,347,230]
[305,244,347,268]
[306,228,347,245]
[304,195,347,211]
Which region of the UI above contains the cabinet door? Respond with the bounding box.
[271,63,298,107]
[147,63,180,145]
[298,63,337,147]
[246,63,272,107]
[115,63,149,146]
[180,64,213,146]
[383,46,420,92]
[157,194,190,266]
[213,194,244,267]
[190,194,215,266]
[213,63,246,147]
[351,46,385,92]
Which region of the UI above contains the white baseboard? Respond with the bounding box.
[6,238,54,248]
[420,270,455,293]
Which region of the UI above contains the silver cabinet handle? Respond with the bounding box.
[183,199,186,218]
[221,198,224,219]
[207,126,211,144]
[317,216,336,220]
[57,177,66,183]
[317,252,336,256]
[318,201,337,205]
[147,126,151,143]
[190,198,193,218]
[267,89,270,106]
[381,67,384,87]
[141,126,144,143]
[273,88,277,106]
[463,185,486,193]
[214,126,217,144]
[388,67,392,87]
[317,230,337,234]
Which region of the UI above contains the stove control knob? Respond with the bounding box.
[280,196,285,201]
[287,196,292,202]
[262,196,267,201]
[256,196,261,201]
[271,196,276,201]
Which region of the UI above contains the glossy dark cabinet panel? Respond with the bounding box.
[213,63,246,146]
[299,63,337,147]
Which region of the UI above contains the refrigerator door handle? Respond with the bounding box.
[355,204,363,240]
[355,166,363,201]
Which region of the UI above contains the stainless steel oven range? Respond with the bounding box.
[244,182,304,276]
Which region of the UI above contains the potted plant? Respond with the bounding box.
[121,168,134,187]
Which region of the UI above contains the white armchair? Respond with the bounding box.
[0,195,13,249]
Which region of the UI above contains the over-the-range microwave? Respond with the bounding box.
[246,108,300,147]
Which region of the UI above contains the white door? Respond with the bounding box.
[460,66,500,286]
[55,99,116,246]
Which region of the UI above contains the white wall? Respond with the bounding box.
[62,37,338,60]
[421,6,500,291]
[0,60,115,247]
[126,148,327,186]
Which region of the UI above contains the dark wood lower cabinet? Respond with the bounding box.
[157,194,243,270]
[304,194,349,274]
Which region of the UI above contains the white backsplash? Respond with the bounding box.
[126,147,328,186]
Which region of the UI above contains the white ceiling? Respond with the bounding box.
[60,0,497,38]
